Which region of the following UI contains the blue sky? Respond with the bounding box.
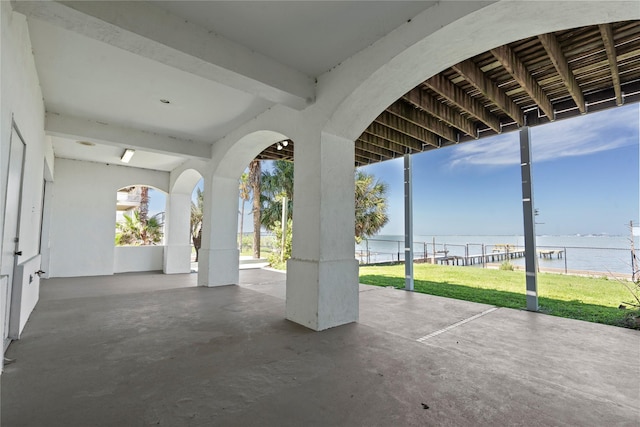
[359,103,639,236]
[150,103,639,237]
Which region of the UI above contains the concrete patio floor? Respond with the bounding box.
[2,269,639,426]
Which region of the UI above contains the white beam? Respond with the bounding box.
[13,0,315,109]
[45,113,212,160]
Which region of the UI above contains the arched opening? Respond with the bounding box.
[165,168,204,275]
[114,185,167,273]
[198,130,293,287]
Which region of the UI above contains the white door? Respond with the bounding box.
[1,125,26,350]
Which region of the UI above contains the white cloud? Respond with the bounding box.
[448,104,639,168]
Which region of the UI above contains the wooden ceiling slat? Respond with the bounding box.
[358,132,416,157]
[491,44,555,120]
[386,101,458,142]
[258,20,638,167]
[538,33,586,113]
[355,139,397,159]
[452,59,524,125]
[365,122,425,153]
[403,88,477,138]
[425,74,501,132]
[599,23,624,106]
[375,111,440,147]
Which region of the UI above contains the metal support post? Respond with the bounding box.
[519,127,539,311]
[404,153,414,291]
[280,196,288,263]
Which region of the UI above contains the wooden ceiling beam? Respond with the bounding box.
[491,45,555,121]
[452,59,524,125]
[354,149,382,162]
[364,122,425,152]
[386,101,458,142]
[355,139,397,159]
[538,33,586,114]
[355,153,374,166]
[403,88,477,138]
[358,132,419,155]
[375,111,440,147]
[425,74,502,133]
[599,23,623,106]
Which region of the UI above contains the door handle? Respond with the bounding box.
[14,251,22,256]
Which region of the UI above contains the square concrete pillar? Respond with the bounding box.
[163,193,192,274]
[286,132,359,330]
[198,176,240,287]
[197,248,239,287]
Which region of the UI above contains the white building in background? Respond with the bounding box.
[115,186,142,223]
[1,1,635,361]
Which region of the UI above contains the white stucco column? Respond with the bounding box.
[163,192,192,274]
[286,131,359,331]
[198,175,239,287]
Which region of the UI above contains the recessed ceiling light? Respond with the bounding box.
[160,99,170,104]
[76,140,95,146]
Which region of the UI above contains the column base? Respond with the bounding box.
[163,245,192,274]
[197,248,239,287]
[286,258,359,331]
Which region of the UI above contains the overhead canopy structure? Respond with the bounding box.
[257,21,640,165]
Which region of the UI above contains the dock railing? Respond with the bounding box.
[356,238,639,278]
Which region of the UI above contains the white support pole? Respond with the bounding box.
[519,126,539,311]
[404,153,414,291]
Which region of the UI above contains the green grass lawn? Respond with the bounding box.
[359,263,640,329]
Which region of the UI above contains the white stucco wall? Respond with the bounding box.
[0,3,47,270]
[48,159,169,277]
[0,3,48,350]
[114,246,164,273]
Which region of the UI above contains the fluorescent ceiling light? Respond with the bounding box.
[282,140,289,147]
[121,149,135,163]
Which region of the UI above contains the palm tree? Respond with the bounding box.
[248,160,261,259]
[260,160,294,230]
[238,172,250,251]
[139,186,149,224]
[115,211,163,245]
[258,163,388,243]
[190,187,204,262]
[354,171,389,243]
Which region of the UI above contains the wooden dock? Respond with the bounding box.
[432,247,526,266]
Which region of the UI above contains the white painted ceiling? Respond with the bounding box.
[24,1,436,171]
[150,1,437,76]
[28,18,273,145]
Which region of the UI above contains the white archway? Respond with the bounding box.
[198,129,292,287]
[164,168,204,274]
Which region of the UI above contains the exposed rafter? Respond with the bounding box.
[364,122,426,152]
[491,45,555,121]
[374,111,440,147]
[355,139,397,159]
[403,88,477,138]
[452,59,524,125]
[256,20,640,167]
[358,132,424,155]
[538,33,586,114]
[386,101,458,142]
[425,74,502,133]
[599,23,623,106]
